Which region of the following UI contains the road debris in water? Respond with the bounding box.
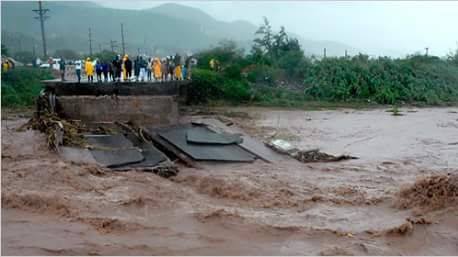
[266,139,358,163]
[265,139,298,154]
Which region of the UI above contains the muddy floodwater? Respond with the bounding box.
[2,107,458,255]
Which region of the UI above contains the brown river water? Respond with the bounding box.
[2,107,457,255]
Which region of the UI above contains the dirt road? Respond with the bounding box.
[2,107,457,255]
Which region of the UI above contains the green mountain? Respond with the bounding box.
[1,1,359,58]
[1,1,258,57]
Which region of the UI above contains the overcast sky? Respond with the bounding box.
[96,1,458,57]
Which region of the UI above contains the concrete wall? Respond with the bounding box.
[44,80,189,96]
[57,95,178,127]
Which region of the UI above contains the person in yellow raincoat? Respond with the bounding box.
[153,58,162,82]
[2,59,10,72]
[122,55,127,81]
[174,63,182,80]
[84,57,94,83]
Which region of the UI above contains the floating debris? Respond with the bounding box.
[265,139,298,154]
[293,149,358,163]
[152,165,179,178]
[18,112,86,151]
[266,139,358,163]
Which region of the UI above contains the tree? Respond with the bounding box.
[54,49,80,60]
[272,26,287,58]
[2,44,8,56]
[253,17,273,57]
[247,46,270,66]
[447,43,458,66]
[251,18,304,65]
[250,18,307,80]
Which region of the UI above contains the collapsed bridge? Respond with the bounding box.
[42,79,190,127]
[36,79,280,175]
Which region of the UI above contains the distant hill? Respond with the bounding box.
[147,3,258,43]
[1,1,359,58]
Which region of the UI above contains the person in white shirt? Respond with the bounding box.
[35,58,42,67]
[75,59,82,83]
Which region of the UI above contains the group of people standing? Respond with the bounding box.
[75,53,196,83]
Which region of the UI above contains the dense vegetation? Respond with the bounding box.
[1,67,53,107]
[190,18,458,106]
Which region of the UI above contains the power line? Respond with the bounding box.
[32,0,50,58]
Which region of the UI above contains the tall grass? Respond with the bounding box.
[304,55,458,105]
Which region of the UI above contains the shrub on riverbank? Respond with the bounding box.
[1,68,53,108]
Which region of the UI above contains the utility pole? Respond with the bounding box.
[323,48,327,58]
[88,28,93,56]
[32,0,50,58]
[120,23,126,55]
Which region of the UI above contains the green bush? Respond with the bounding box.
[188,68,250,104]
[246,65,277,86]
[1,67,53,107]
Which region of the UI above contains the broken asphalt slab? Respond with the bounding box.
[84,134,134,149]
[190,118,286,163]
[156,124,256,162]
[186,125,243,144]
[59,146,98,165]
[90,148,144,168]
[121,143,167,169]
